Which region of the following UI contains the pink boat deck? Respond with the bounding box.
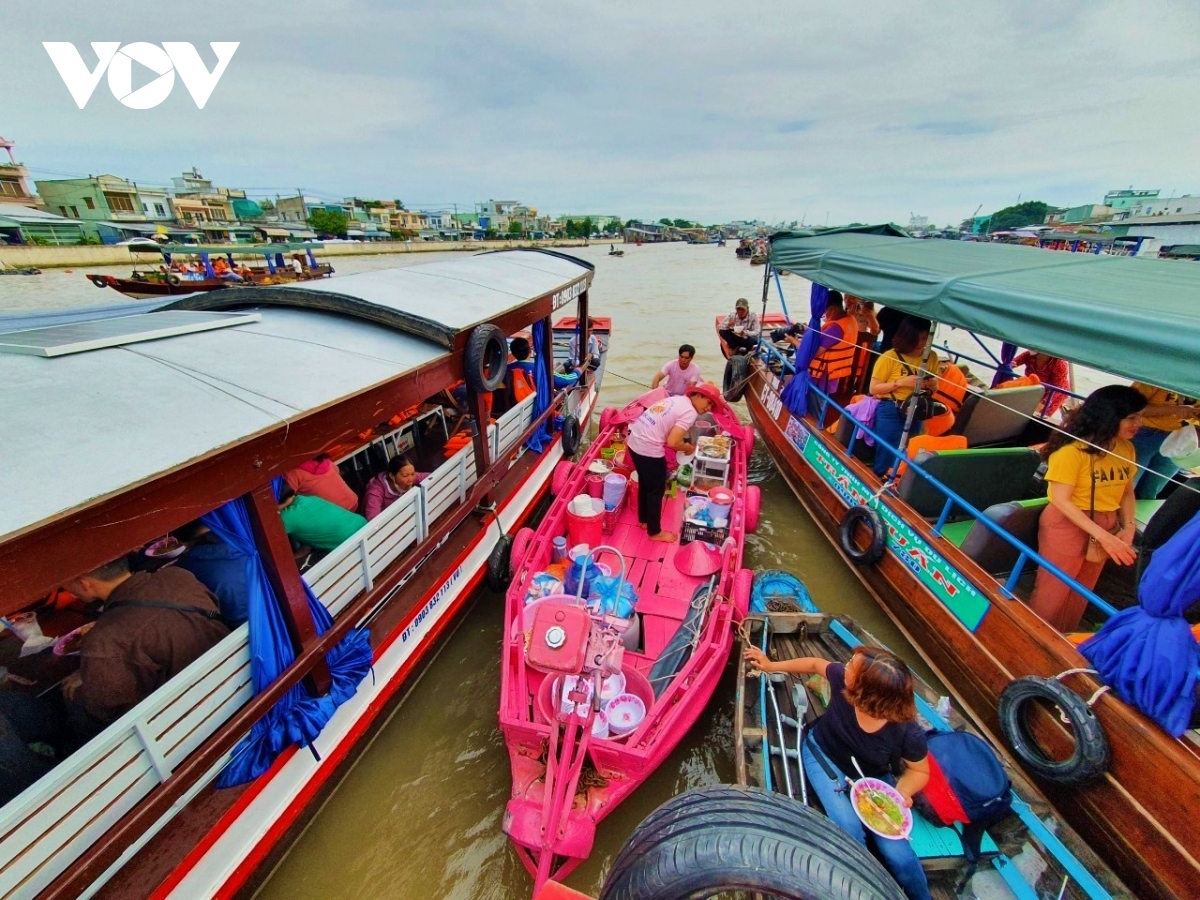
[499,389,757,896]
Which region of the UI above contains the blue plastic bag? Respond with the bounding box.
[588,575,637,619]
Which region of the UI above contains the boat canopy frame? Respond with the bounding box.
[768,231,1200,398]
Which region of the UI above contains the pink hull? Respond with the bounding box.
[499,389,756,895]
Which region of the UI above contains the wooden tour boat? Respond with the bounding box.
[734,594,1129,899]
[499,386,757,896]
[0,249,607,899]
[727,230,1200,900]
[86,242,334,299]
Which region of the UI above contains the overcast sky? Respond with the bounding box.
[3,1,1199,226]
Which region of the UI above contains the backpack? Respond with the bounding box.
[913,730,1012,869]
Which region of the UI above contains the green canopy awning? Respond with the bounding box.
[769,232,1200,398]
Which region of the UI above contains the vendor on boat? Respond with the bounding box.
[285,455,359,512]
[362,456,428,521]
[278,485,367,551]
[868,316,938,476]
[1128,381,1199,500]
[719,298,761,354]
[626,383,720,543]
[1030,385,1143,632]
[744,644,931,900]
[650,344,703,396]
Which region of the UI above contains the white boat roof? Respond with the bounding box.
[0,250,591,543]
[174,249,593,347]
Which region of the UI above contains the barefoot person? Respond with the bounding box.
[625,383,719,542]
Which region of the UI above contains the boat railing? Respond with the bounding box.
[0,435,497,896]
[0,623,253,898]
[757,342,1120,620]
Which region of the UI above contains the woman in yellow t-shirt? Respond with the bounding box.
[1030,385,1146,632]
[868,316,938,476]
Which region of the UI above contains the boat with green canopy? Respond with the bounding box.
[726,230,1199,900]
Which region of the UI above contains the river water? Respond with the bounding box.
[0,244,1079,898]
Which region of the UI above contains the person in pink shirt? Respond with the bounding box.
[651,344,704,396]
[362,456,428,521]
[284,455,359,512]
[626,383,719,542]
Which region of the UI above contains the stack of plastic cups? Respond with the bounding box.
[602,473,627,510]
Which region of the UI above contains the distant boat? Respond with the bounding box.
[608,244,624,257]
[86,242,334,299]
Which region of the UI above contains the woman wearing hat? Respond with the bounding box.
[626,383,719,542]
[719,298,761,354]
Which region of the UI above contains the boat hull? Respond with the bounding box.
[150,380,604,900]
[742,363,1200,900]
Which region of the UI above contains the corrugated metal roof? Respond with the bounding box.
[0,249,591,541]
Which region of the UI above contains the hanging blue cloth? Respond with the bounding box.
[779,283,829,418]
[991,341,1018,387]
[1080,510,1200,736]
[214,479,373,787]
[526,318,555,452]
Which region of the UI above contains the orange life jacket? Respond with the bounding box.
[996,374,1041,390]
[511,365,536,401]
[923,363,970,437]
[934,363,970,414]
[809,313,860,384]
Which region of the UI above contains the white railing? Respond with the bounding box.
[495,394,536,458]
[0,441,482,898]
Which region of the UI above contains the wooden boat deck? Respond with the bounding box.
[735,614,1133,900]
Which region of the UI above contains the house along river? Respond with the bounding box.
[0,242,1075,899]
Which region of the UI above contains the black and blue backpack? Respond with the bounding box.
[913,729,1013,873]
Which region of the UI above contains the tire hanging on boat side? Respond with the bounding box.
[465,323,508,393]
[722,354,750,402]
[486,534,514,592]
[998,676,1110,787]
[599,785,905,900]
[840,505,886,565]
[560,414,581,457]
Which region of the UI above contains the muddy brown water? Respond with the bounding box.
[0,243,969,899]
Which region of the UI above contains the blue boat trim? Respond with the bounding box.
[826,615,1113,900]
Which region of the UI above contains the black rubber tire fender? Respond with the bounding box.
[465,323,508,393]
[840,505,886,566]
[722,353,750,402]
[560,414,580,457]
[998,675,1110,787]
[89,274,109,288]
[166,272,183,287]
[600,785,905,900]
[486,534,513,592]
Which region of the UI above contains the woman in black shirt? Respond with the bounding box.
[745,644,931,900]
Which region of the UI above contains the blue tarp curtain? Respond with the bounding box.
[214,480,373,787]
[991,341,1018,388]
[1080,510,1200,736]
[525,318,555,453]
[779,283,829,418]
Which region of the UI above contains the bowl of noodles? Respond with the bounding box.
[850,777,912,840]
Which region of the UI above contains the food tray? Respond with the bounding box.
[696,435,731,460]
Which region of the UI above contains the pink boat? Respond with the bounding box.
[499,388,759,895]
